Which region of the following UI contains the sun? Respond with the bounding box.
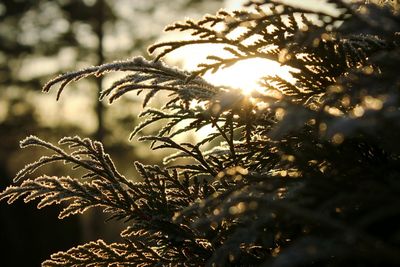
[191,56,295,141]
[163,42,294,96]
[165,45,293,95]
[165,44,296,141]
[203,57,294,96]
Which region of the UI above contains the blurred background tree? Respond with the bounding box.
[0,0,221,265]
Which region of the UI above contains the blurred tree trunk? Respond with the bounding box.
[84,0,106,243]
[95,0,105,143]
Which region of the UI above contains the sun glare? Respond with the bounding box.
[203,57,294,95]
[167,45,297,141]
[191,57,296,142]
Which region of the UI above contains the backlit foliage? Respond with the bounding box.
[1,0,400,266]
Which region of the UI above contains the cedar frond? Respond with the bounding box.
[42,239,166,267]
[16,136,129,186]
[0,176,134,220]
[43,56,221,106]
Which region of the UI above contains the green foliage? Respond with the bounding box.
[2,0,400,266]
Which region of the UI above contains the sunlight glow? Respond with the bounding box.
[166,43,298,141]
[192,56,297,141]
[203,57,295,95]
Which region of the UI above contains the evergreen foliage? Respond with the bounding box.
[2,0,400,266]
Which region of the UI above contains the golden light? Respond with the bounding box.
[203,57,295,96]
[165,43,298,140]
[191,56,296,141]
[163,41,295,96]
